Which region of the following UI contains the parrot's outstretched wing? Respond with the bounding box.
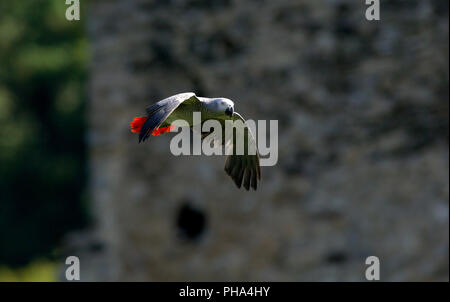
[220,112,261,190]
[139,92,200,143]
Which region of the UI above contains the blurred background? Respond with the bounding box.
[0,0,448,281]
[0,1,88,281]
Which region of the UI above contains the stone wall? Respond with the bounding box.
[81,0,448,281]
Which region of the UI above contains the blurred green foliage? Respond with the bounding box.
[0,0,88,267]
[0,259,57,281]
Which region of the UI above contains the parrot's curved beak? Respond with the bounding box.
[225,106,234,117]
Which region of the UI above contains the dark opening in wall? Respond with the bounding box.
[325,251,349,265]
[176,202,207,241]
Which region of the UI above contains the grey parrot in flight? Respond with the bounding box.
[130,92,261,190]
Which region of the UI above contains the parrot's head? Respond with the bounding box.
[211,98,234,117]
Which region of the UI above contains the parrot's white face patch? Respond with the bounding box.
[205,98,234,116]
[217,98,234,108]
[169,111,278,167]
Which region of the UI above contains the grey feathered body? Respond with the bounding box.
[136,92,261,190]
[160,98,222,127]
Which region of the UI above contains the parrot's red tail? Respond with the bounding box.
[151,125,175,136]
[130,117,175,136]
[130,117,148,133]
